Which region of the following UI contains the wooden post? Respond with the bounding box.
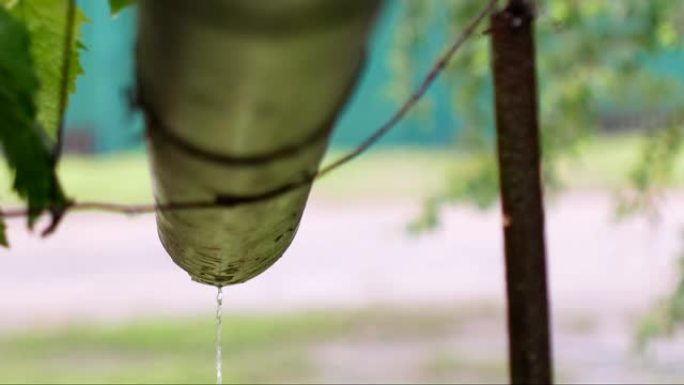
[490,1,553,384]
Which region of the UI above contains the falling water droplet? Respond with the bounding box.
[216,286,223,385]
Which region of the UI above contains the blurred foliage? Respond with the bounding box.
[636,233,684,351]
[617,117,684,221]
[387,0,684,231]
[389,0,684,350]
[108,0,135,15]
[0,307,475,383]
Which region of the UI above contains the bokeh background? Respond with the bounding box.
[2,1,684,383]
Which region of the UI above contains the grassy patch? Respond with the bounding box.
[560,313,600,335]
[0,312,345,384]
[556,134,684,190]
[1,134,682,207]
[421,350,507,383]
[0,151,154,205]
[0,306,497,384]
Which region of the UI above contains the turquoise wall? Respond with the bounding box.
[65,1,142,153]
[65,2,684,153]
[64,1,459,153]
[328,2,458,148]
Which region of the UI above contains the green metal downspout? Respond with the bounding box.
[136,0,382,286]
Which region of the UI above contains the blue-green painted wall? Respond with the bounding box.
[65,1,684,153]
[65,1,142,153]
[64,1,458,153]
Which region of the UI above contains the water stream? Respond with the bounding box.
[215,286,224,385]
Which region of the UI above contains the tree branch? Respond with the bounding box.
[491,0,553,383]
[2,0,498,233]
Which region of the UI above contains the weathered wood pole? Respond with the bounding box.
[490,1,553,383]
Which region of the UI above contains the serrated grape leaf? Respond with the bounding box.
[109,0,135,15]
[8,0,86,140]
[0,6,66,244]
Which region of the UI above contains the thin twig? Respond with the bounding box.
[2,0,497,224]
[317,0,496,177]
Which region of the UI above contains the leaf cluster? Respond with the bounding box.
[387,0,684,232]
[0,0,89,245]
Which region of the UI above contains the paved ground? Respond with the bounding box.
[3,190,684,383]
[2,190,683,327]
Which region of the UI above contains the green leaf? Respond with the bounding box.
[8,0,87,140]
[0,6,66,229]
[109,0,135,15]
